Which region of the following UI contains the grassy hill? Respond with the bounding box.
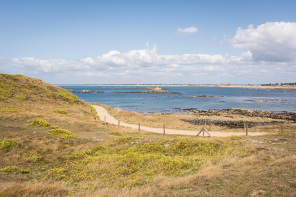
[0,74,295,196]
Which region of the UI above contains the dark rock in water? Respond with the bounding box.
[71,90,104,93]
[188,95,224,98]
[113,87,182,94]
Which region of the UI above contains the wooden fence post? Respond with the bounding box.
[163,125,165,134]
[138,123,140,131]
[118,120,120,126]
[245,123,248,136]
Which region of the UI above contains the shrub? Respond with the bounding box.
[30,154,44,163]
[114,137,139,144]
[0,138,18,151]
[0,108,20,113]
[27,118,50,127]
[110,131,124,136]
[54,109,68,114]
[90,105,99,120]
[48,128,75,139]
[0,166,30,174]
[0,87,13,98]
[15,95,26,101]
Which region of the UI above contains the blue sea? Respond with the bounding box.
[61,86,296,113]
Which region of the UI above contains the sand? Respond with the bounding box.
[92,105,266,137]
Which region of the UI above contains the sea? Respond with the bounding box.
[60,85,296,114]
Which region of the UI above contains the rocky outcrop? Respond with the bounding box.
[113,87,182,94]
[188,95,224,98]
[71,90,104,93]
[256,100,267,103]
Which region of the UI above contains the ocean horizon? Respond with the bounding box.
[61,85,296,114]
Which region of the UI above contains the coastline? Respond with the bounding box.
[215,84,296,90]
[58,84,296,90]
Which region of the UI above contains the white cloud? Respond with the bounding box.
[1,43,294,84]
[177,26,198,34]
[2,20,296,84]
[228,22,296,62]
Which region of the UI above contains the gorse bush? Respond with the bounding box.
[54,109,68,114]
[15,95,26,101]
[0,108,20,113]
[0,87,14,98]
[110,131,124,136]
[0,138,18,151]
[48,128,75,139]
[48,137,254,189]
[0,166,30,174]
[27,118,50,127]
[30,154,44,163]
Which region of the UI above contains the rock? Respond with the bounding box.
[74,90,104,93]
[256,100,267,103]
[113,87,182,94]
[188,95,224,98]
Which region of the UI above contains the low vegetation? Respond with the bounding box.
[27,118,50,127]
[0,74,295,196]
[0,138,18,151]
[54,109,68,114]
[47,128,76,139]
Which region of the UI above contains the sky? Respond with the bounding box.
[0,0,296,84]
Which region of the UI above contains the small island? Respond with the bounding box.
[188,95,224,98]
[113,87,182,94]
[72,90,104,93]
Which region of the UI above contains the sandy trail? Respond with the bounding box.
[92,105,265,137]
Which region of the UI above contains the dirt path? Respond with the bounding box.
[92,105,266,137]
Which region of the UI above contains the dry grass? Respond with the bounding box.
[1,74,296,196]
[0,182,71,197]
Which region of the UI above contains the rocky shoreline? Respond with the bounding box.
[180,108,296,129]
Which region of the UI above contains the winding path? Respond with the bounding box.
[92,105,265,137]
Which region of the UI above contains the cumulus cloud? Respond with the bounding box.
[0,45,237,83]
[177,26,198,34]
[2,21,296,84]
[229,22,296,62]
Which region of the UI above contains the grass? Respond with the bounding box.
[0,74,295,196]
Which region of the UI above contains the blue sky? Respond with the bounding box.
[1,0,296,84]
